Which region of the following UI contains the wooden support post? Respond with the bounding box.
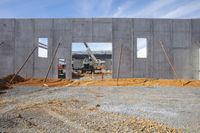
[10,46,37,84]
[117,45,123,86]
[44,43,61,82]
[160,41,179,79]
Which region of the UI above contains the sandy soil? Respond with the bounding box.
[14,78,73,87]
[14,77,200,88]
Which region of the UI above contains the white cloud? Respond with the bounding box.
[134,0,176,17]
[80,0,91,16]
[76,0,113,17]
[113,0,176,18]
[112,0,200,18]
[162,0,200,18]
[0,0,199,18]
[113,1,133,17]
[99,0,113,16]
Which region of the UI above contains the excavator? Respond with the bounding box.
[81,42,105,73]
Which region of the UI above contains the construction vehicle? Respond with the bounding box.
[81,42,105,73]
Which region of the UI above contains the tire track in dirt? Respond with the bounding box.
[44,108,99,133]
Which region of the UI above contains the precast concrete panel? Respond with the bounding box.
[191,19,200,79]
[153,19,173,79]
[172,20,191,48]
[0,19,15,77]
[14,19,35,78]
[173,49,193,79]
[33,19,53,78]
[112,18,132,78]
[52,19,72,78]
[72,19,92,42]
[133,19,153,78]
[92,18,112,42]
[0,18,200,80]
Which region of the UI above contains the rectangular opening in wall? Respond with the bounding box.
[58,58,66,79]
[137,38,147,58]
[38,38,48,58]
[72,42,112,80]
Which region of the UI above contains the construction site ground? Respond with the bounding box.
[1,74,200,132]
[13,75,200,88]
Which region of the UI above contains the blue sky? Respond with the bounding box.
[72,43,112,51]
[1,0,200,51]
[0,0,200,18]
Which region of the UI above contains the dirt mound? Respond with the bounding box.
[0,79,11,90]
[0,74,25,90]
[2,74,25,84]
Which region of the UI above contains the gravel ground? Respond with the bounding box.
[0,86,199,132]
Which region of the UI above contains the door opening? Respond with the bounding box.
[72,42,112,80]
[58,58,66,79]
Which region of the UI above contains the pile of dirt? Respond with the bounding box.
[0,74,25,90]
[2,74,25,84]
[0,79,10,90]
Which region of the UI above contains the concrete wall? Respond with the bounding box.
[0,18,200,79]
